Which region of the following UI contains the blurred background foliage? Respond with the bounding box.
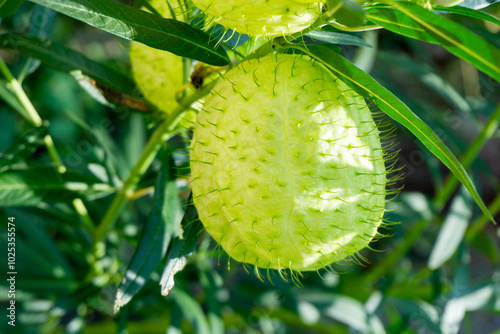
[0,0,500,333]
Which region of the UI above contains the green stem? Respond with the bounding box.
[328,22,382,32]
[0,56,94,228]
[0,56,42,127]
[364,102,500,284]
[435,103,500,208]
[93,120,171,245]
[43,134,66,173]
[465,193,500,242]
[0,56,66,172]
[92,79,218,249]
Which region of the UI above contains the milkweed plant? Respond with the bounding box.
[0,0,499,333]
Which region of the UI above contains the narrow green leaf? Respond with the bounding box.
[14,236,68,279]
[0,0,24,18]
[442,283,495,332]
[17,216,74,279]
[197,261,224,334]
[459,0,498,10]
[366,6,439,44]
[17,5,56,82]
[115,153,181,312]
[299,293,371,332]
[0,33,136,94]
[435,5,500,26]
[0,122,47,170]
[160,196,202,296]
[28,0,229,66]
[298,44,495,223]
[0,166,115,206]
[304,31,371,47]
[428,187,472,270]
[386,1,500,83]
[171,287,211,334]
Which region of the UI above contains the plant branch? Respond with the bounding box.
[0,56,98,232]
[364,102,500,284]
[92,79,218,250]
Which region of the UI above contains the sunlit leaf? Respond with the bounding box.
[428,187,472,270]
[160,197,202,296]
[0,33,136,94]
[0,166,115,206]
[115,153,181,312]
[296,44,495,223]
[28,0,229,66]
[435,4,500,26]
[366,5,439,44]
[304,31,371,47]
[0,123,47,170]
[385,1,500,83]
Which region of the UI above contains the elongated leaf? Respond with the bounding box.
[197,261,224,334]
[17,5,56,82]
[304,31,371,47]
[297,44,494,223]
[0,166,115,206]
[171,287,211,334]
[115,154,181,312]
[386,1,500,83]
[299,292,373,332]
[0,123,48,169]
[28,0,229,66]
[459,0,498,9]
[435,5,500,26]
[428,187,472,270]
[16,215,74,279]
[366,6,439,44]
[0,0,24,17]
[0,33,135,94]
[441,283,495,333]
[160,197,202,296]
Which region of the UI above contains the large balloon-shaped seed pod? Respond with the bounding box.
[192,0,322,37]
[190,53,388,272]
[130,0,184,114]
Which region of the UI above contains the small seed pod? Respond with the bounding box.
[192,0,322,37]
[129,0,184,114]
[190,53,388,273]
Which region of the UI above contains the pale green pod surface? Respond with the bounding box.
[190,54,387,272]
[130,0,184,114]
[192,0,322,37]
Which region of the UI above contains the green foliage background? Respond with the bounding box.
[0,0,499,333]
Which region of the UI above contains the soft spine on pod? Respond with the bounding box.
[190,53,397,276]
[191,0,322,37]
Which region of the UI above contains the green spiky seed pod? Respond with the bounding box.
[190,53,387,272]
[192,0,322,37]
[130,0,184,114]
